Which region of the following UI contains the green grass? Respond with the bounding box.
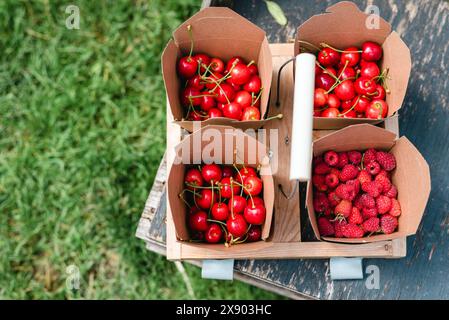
[0,0,280,299]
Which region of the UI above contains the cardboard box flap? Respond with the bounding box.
[382,32,412,115]
[168,125,274,241]
[390,136,431,236]
[162,40,182,120]
[295,1,391,54]
[313,124,396,156]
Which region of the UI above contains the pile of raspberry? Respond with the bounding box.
[313,148,401,239]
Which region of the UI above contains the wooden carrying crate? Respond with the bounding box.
[165,43,407,260]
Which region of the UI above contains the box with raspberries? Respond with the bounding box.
[162,7,273,132]
[294,1,411,129]
[167,126,275,250]
[307,124,430,243]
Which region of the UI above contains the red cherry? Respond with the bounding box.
[360,62,380,79]
[188,110,207,121]
[226,214,248,238]
[178,56,198,79]
[189,211,209,232]
[234,167,257,184]
[208,108,222,118]
[200,95,216,112]
[314,88,328,108]
[227,80,241,92]
[193,53,210,73]
[248,197,264,207]
[195,189,216,210]
[226,56,244,72]
[354,77,377,95]
[323,67,337,77]
[315,73,336,91]
[229,63,251,85]
[228,196,247,214]
[371,84,386,100]
[338,66,357,80]
[315,65,322,76]
[318,47,341,67]
[189,206,200,215]
[247,64,258,76]
[214,83,235,104]
[247,225,262,242]
[205,72,224,90]
[201,163,222,183]
[340,109,357,118]
[217,103,225,111]
[241,106,261,121]
[243,75,262,93]
[313,110,322,117]
[365,99,388,119]
[243,176,263,196]
[234,91,252,108]
[223,102,243,120]
[341,99,353,109]
[191,231,204,241]
[222,166,233,178]
[210,58,225,73]
[362,42,383,62]
[251,97,261,108]
[327,94,341,109]
[185,168,203,189]
[181,87,201,107]
[219,177,240,198]
[321,108,339,118]
[353,95,371,113]
[211,203,229,221]
[340,47,361,67]
[334,80,356,101]
[187,75,204,90]
[244,204,266,225]
[205,223,223,243]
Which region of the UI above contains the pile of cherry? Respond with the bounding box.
[313,148,401,239]
[178,52,263,121]
[181,163,266,245]
[313,41,389,119]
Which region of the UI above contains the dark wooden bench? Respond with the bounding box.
[136,0,449,299]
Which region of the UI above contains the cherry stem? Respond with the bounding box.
[232,164,245,197]
[207,219,227,227]
[247,60,255,67]
[338,95,360,117]
[230,178,235,219]
[251,87,264,106]
[320,42,362,54]
[187,25,194,58]
[325,60,349,94]
[178,192,191,208]
[316,61,340,82]
[265,113,283,121]
[297,40,321,52]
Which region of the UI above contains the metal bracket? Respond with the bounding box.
[329,257,364,280]
[201,259,234,280]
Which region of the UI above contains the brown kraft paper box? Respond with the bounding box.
[306,124,431,244]
[162,7,273,132]
[294,1,412,130]
[167,125,274,253]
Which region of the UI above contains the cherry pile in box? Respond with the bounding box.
[312,148,401,239]
[178,37,263,122]
[180,163,266,245]
[313,41,389,119]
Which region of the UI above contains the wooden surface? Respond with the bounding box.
[136,0,449,299]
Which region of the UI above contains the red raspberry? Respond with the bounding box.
[335,183,356,201]
[380,214,398,234]
[375,174,392,193]
[362,207,378,219]
[313,192,330,213]
[376,195,392,214]
[313,174,328,192]
[384,185,398,198]
[339,164,359,182]
[366,161,381,175]
[358,169,371,185]
[349,207,363,224]
[362,181,382,198]
[342,224,364,238]
[353,194,364,210]
[318,217,334,236]
[324,151,339,167]
[334,220,347,238]
[389,198,401,217]
[376,151,396,171]
[330,168,340,177]
[314,162,331,175]
[363,148,377,166]
[335,199,352,218]
[360,193,376,209]
[346,179,360,194]
[348,151,362,165]
[328,191,341,207]
[313,156,324,166]
[362,217,380,233]
[325,173,339,188]
[377,170,390,179]
[337,152,349,169]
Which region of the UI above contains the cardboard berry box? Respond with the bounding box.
[162,7,273,132]
[294,1,412,129]
[306,124,431,244]
[167,125,274,252]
